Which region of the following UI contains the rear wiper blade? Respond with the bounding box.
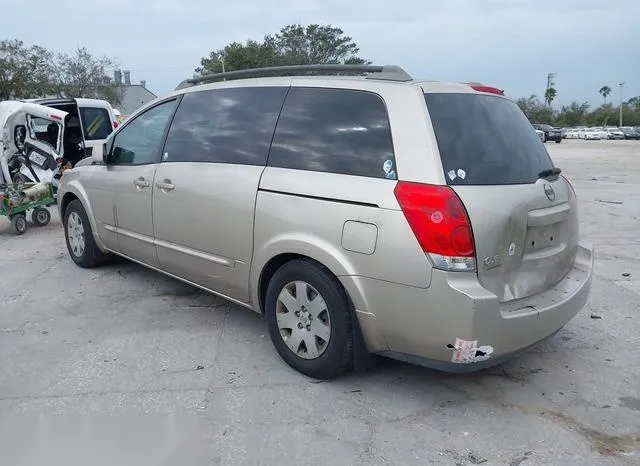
[538,167,562,179]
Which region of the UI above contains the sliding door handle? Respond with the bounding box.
[133,177,150,189]
[156,179,175,191]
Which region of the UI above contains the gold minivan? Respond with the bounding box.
[57,65,593,379]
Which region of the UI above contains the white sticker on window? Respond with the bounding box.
[448,170,457,180]
[457,169,466,179]
[383,159,396,179]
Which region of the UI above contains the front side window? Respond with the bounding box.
[268,87,397,179]
[80,107,113,140]
[162,86,288,165]
[111,99,178,165]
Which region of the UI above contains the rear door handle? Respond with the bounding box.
[133,177,150,189]
[156,179,175,191]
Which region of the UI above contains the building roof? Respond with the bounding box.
[118,85,157,115]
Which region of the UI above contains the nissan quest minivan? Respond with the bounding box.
[57,64,593,379]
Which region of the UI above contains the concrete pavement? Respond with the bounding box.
[1,140,639,465]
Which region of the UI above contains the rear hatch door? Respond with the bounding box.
[424,92,580,302]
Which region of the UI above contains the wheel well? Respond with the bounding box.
[257,253,375,371]
[258,253,347,315]
[60,192,79,220]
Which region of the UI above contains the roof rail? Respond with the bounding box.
[175,64,413,90]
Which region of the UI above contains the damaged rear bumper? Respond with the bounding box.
[341,242,593,372]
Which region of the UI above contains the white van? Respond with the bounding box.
[24,98,117,158]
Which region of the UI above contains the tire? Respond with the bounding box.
[265,259,354,379]
[32,207,51,226]
[63,199,106,268]
[10,214,27,235]
[555,139,562,143]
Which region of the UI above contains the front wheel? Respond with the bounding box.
[265,259,354,379]
[555,139,562,143]
[63,199,107,268]
[10,214,27,235]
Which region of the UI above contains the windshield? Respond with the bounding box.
[424,93,555,185]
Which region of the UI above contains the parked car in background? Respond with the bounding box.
[533,124,563,143]
[620,127,640,140]
[57,64,593,379]
[567,128,580,139]
[604,127,625,140]
[535,128,545,142]
[584,128,602,140]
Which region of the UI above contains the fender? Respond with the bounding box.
[58,173,108,253]
[249,233,388,358]
[249,232,358,310]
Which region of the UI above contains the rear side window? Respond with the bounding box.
[268,87,397,180]
[80,107,113,140]
[425,93,554,185]
[163,86,288,165]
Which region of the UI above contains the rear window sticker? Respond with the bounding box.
[383,159,396,179]
[457,168,466,179]
[448,170,457,181]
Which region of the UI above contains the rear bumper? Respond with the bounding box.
[341,242,593,372]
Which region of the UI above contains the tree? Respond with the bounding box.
[0,39,54,100]
[195,23,369,76]
[544,87,557,107]
[268,24,369,65]
[50,47,124,105]
[516,95,553,123]
[599,85,611,103]
[195,39,280,76]
[555,101,590,127]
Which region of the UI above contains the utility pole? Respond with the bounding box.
[618,82,625,127]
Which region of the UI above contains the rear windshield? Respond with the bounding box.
[425,93,555,185]
[80,107,113,140]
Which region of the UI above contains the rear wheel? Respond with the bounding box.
[265,259,353,379]
[32,207,51,226]
[555,138,562,143]
[63,199,107,268]
[10,214,27,235]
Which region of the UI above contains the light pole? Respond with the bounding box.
[619,82,625,127]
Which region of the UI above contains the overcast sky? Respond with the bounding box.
[6,0,639,107]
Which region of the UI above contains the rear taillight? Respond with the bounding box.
[394,181,476,272]
[113,121,119,129]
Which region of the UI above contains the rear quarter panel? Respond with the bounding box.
[250,170,432,307]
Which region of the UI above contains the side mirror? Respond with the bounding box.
[102,136,116,164]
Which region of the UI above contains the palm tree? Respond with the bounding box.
[599,85,611,103]
[544,87,557,107]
